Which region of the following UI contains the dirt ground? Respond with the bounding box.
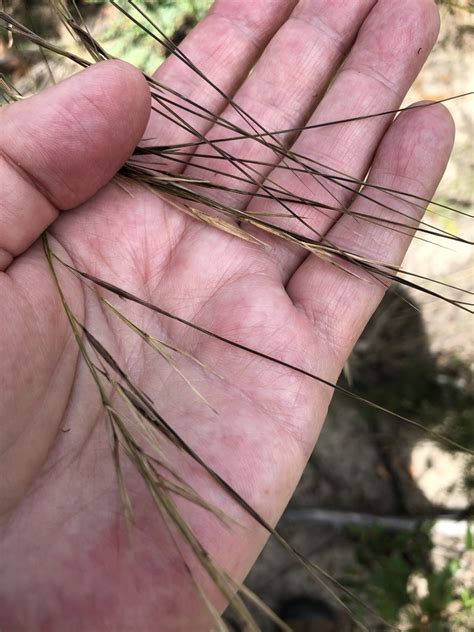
[405,4,474,362]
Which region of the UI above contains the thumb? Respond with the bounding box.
[0,60,150,270]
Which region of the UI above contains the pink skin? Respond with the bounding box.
[0,1,455,630]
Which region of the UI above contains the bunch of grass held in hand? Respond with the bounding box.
[0,1,472,630]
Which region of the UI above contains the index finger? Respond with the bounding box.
[145,0,297,166]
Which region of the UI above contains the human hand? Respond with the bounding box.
[0,1,454,630]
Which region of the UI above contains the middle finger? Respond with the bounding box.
[245,0,441,282]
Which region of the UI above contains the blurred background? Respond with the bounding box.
[1,1,473,630]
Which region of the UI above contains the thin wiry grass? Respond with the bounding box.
[43,230,382,630]
[43,233,386,631]
[31,4,472,316]
[51,250,474,457]
[1,1,472,629]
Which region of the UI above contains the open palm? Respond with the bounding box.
[0,1,454,630]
